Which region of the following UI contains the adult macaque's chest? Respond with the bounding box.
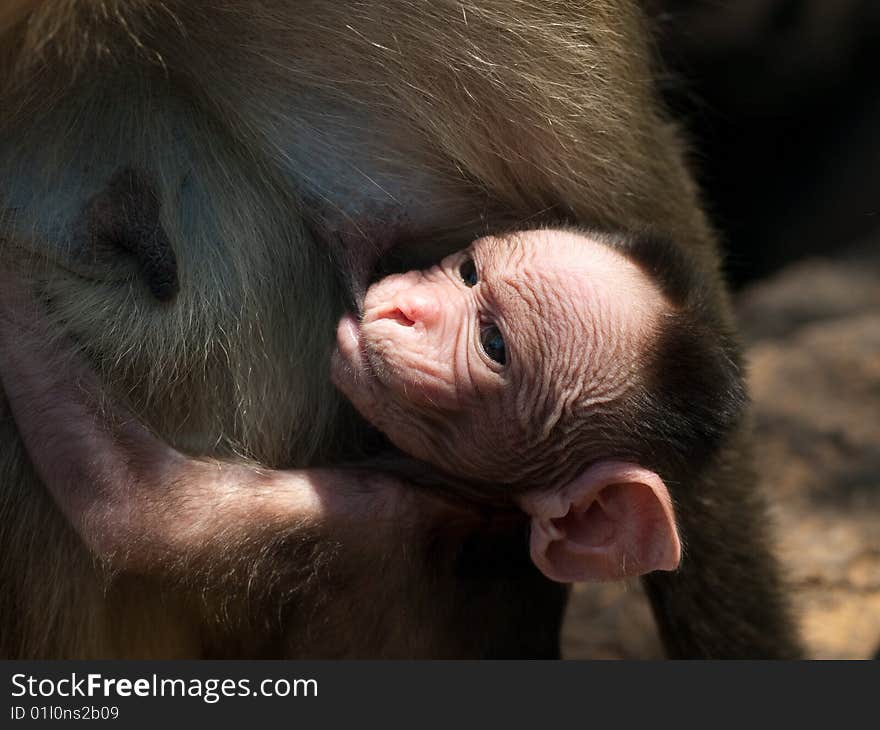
[2,84,493,300]
[269,93,501,300]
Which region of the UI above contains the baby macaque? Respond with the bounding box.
[0,228,689,589]
[332,228,683,582]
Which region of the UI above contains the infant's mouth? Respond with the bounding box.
[333,312,388,383]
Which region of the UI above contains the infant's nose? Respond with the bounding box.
[389,291,440,327]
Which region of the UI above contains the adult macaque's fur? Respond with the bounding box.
[0,1,800,657]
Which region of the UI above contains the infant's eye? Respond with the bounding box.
[459,258,478,287]
[480,324,507,365]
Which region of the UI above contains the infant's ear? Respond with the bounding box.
[518,462,681,583]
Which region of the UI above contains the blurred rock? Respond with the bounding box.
[738,255,880,341]
[562,580,663,660]
[562,244,880,658]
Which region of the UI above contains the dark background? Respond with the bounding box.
[647,0,880,287]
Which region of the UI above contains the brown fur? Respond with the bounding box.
[0,1,799,657]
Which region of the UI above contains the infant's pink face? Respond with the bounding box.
[331,229,666,484]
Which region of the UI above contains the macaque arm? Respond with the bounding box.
[0,272,408,572]
[519,462,681,582]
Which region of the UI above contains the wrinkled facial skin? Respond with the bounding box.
[332,228,666,486]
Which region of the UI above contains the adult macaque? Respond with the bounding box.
[0,1,801,658]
